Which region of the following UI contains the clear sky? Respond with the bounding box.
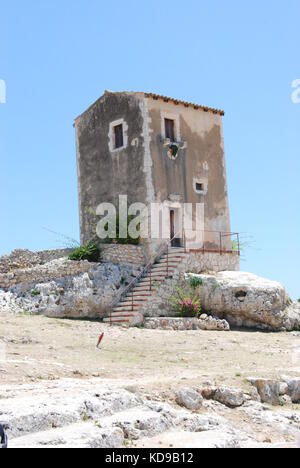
[0,0,299,299]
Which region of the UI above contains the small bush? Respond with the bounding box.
[68,241,100,262]
[171,288,201,318]
[189,276,203,290]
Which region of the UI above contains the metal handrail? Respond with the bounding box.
[183,229,240,255]
[107,231,182,325]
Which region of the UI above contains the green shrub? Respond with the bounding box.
[189,276,203,289]
[68,241,100,262]
[171,288,201,318]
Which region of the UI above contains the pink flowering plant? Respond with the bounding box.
[171,288,201,318]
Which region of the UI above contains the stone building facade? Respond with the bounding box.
[75,91,232,257]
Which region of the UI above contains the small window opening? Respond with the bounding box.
[196,183,204,192]
[165,119,175,142]
[114,124,124,149]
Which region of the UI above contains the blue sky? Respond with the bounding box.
[0,0,299,298]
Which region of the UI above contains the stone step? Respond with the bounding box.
[156,260,182,266]
[160,255,186,262]
[137,282,163,289]
[103,318,131,324]
[149,265,176,278]
[105,312,136,321]
[131,293,152,297]
[140,274,166,281]
[151,265,176,272]
[119,299,149,307]
[113,306,140,312]
[110,310,139,315]
[120,297,150,304]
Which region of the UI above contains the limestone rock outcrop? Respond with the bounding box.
[188,272,300,332]
[0,260,138,319]
[249,377,300,405]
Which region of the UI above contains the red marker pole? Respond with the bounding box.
[96,332,104,349]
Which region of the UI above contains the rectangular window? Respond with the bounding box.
[165,118,175,142]
[114,124,124,149]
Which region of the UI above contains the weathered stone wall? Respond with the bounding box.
[100,244,147,267]
[0,259,92,290]
[144,316,230,331]
[75,92,147,244]
[0,249,73,274]
[176,251,240,275]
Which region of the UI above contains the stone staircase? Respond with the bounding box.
[104,247,187,325]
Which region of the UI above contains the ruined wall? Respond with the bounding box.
[0,259,92,290]
[0,249,73,274]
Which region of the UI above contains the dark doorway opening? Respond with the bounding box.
[170,210,181,247]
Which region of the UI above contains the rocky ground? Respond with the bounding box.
[0,315,299,448]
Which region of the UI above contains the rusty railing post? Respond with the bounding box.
[237,233,241,256]
[167,245,169,277]
[131,287,134,312]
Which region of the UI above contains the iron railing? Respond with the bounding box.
[183,229,240,255]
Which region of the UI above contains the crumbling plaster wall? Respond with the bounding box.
[146,98,231,249]
[75,92,149,245]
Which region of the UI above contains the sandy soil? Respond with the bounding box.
[0,314,299,390]
[1,314,300,448]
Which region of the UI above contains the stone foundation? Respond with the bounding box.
[100,244,147,267]
[144,316,230,331]
[177,251,240,275]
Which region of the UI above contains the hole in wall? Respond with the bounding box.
[235,291,248,302]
